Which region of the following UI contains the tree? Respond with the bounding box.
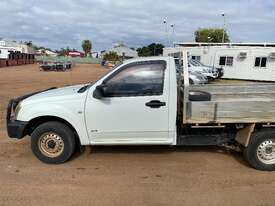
[82,40,92,57]
[103,51,120,62]
[195,28,230,43]
[58,48,67,56]
[25,41,33,47]
[137,43,164,57]
[136,47,151,57]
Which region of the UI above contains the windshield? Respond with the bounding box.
[78,62,123,93]
[94,62,123,83]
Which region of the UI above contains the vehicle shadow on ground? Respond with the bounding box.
[73,145,249,167]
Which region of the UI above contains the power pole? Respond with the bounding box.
[163,18,170,46]
[222,13,226,43]
[171,24,175,46]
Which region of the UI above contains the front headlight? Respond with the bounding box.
[14,102,22,118]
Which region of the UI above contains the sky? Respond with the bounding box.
[0,0,275,51]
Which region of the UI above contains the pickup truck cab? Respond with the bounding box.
[7,52,275,171]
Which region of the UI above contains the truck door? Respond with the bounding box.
[85,60,171,144]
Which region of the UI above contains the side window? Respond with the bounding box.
[219,56,233,66]
[104,61,166,97]
[255,57,267,68]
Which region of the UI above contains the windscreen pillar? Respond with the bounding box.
[182,50,189,123]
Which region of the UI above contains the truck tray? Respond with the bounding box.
[184,83,275,124]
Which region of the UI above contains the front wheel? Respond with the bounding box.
[244,129,275,171]
[31,121,76,164]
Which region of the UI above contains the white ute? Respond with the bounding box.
[7,52,275,170]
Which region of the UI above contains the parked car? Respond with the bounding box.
[188,59,218,80]
[40,61,73,72]
[175,59,208,85]
[189,59,224,79]
[189,71,208,84]
[40,62,56,71]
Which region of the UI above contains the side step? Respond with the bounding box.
[177,133,235,146]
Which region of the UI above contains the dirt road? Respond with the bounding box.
[1,64,275,206]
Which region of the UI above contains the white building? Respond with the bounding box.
[103,43,138,59]
[0,46,14,59]
[0,40,17,59]
[0,39,34,59]
[164,42,275,81]
[36,49,58,57]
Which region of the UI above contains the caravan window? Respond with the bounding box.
[219,56,233,66]
[255,57,267,68]
[191,56,201,61]
[219,57,226,66]
[226,57,233,66]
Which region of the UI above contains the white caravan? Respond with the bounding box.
[164,43,275,81]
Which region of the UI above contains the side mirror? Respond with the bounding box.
[93,85,106,99]
[189,90,211,101]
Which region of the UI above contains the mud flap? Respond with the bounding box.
[235,124,255,147]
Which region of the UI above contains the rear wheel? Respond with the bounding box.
[31,121,75,164]
[244,129,275,171]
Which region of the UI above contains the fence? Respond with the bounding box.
[35,56,101,64]
[0,58,35,68]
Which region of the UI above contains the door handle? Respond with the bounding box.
[145,100,166,108]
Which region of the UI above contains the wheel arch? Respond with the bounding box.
[235,123,275,147]
[24,116,81,145]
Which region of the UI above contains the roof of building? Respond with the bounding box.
[68,51,84,54]
[0,39,34,54]
[36,49,57,56]
[174,42,275,47]
[106,44,138,58]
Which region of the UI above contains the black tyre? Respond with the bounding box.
[31,121,76,164]
[243,129,275,171]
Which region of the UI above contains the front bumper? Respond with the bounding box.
[7,120,28,139]
[6,87,57,139]
[6,99,28,139]
[203,72,218,79]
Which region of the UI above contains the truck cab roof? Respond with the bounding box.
[123,56,173,64]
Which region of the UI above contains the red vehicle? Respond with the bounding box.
[65,51,85,58]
